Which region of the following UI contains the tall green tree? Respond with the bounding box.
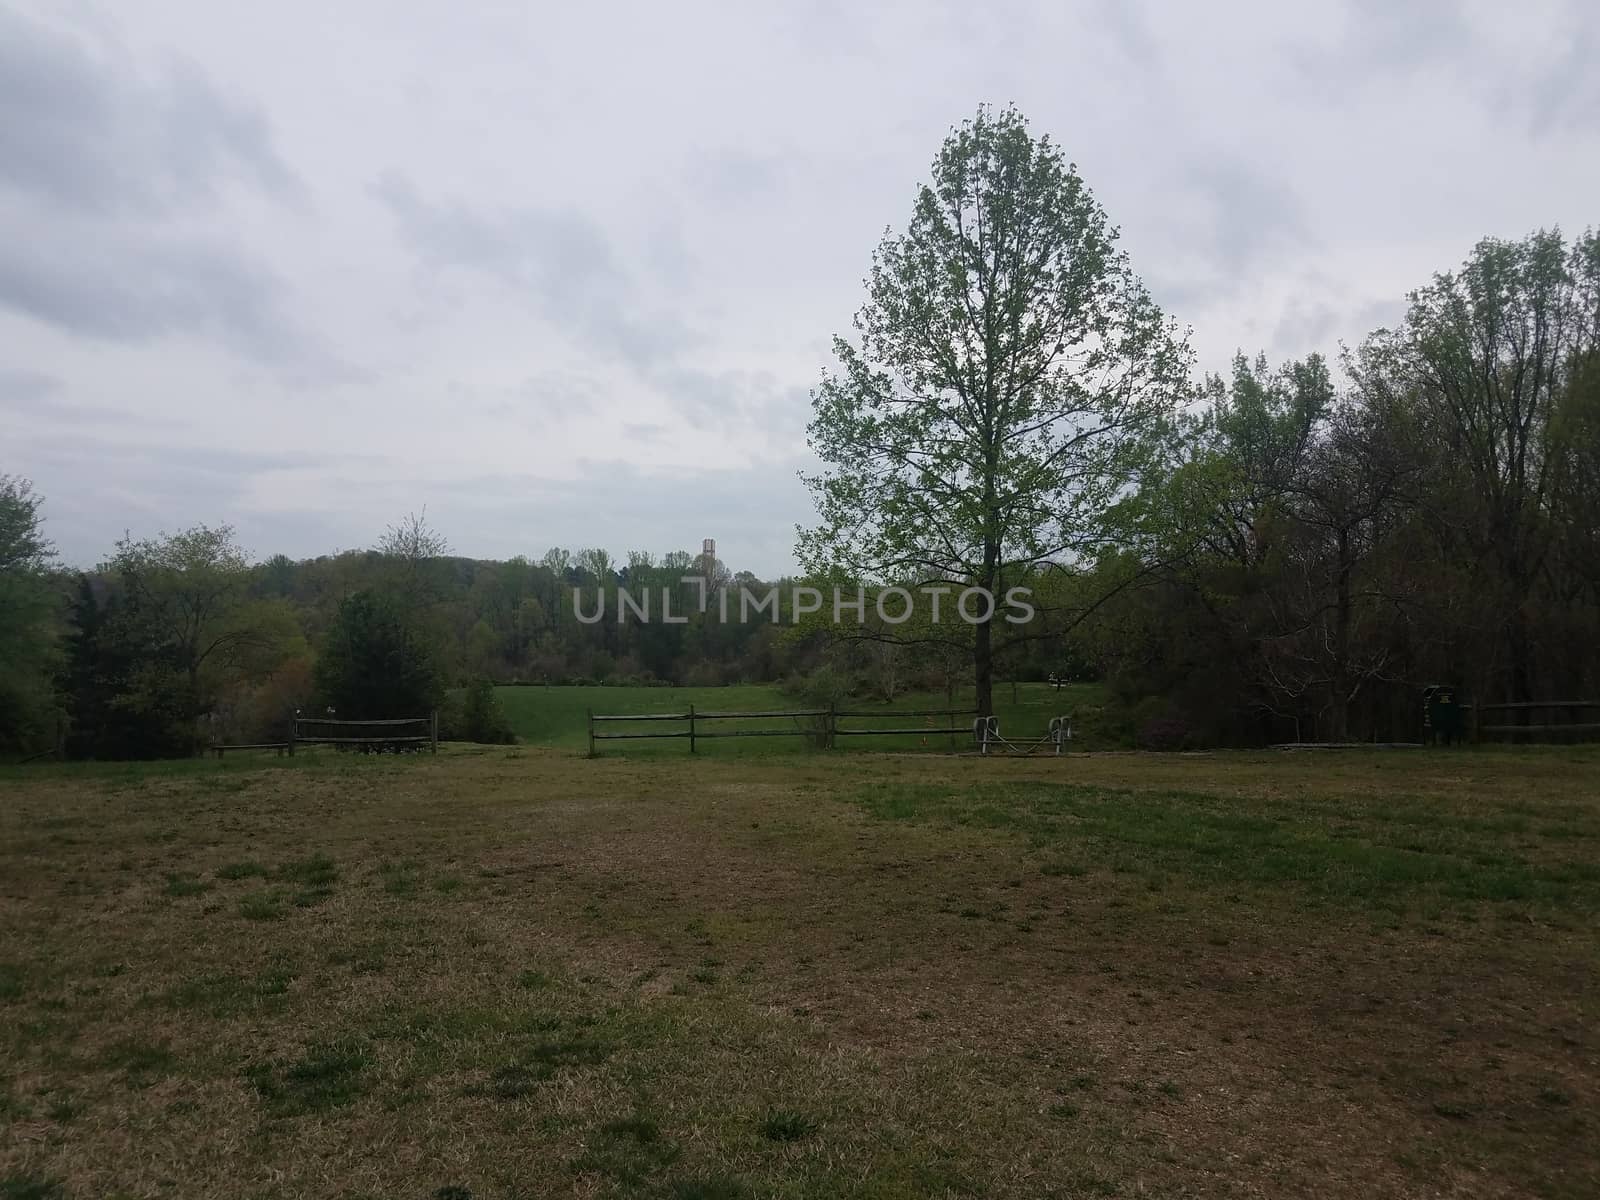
[1357,229,1600,702]
[61,575,192,760]
[799,105,1190,715]
[1551,350,1600,597]
[0,475,61,755]
[107,526,294,738]
[315,590,442,718]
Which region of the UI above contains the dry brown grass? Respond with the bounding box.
[1,745,1596,1199]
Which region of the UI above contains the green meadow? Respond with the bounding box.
[495,681,1113,755]
[3,743,1598,1197]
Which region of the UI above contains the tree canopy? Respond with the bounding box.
[315,590,443,720]
[800,105,1190,714]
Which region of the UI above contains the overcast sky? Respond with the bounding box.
[3,1,1596,575]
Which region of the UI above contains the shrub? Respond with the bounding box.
[682,662,728,688]
[439,680,515,744]
[1137,714,1191,751]
[780,664,856,708]
[461,679,515,744]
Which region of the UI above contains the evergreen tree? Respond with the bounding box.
[315,590,442,718]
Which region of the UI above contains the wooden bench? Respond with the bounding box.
[209,742,290,758]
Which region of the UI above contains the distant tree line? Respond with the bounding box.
[0,498,893,758]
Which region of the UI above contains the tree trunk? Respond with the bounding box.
[974,615,993,718]
[1507,602,1534,707]
[1328,527,1353,742]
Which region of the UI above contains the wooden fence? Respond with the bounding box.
[210,713,438,757]
[1474,700,1600,741]
[583,706,1075,756]
[587,705,980,755]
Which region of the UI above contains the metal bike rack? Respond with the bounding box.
[973,714,1071,756]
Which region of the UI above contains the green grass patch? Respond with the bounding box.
[100,1037,177,1083]
[246,1038,369,1116]
[163,965,295,1016]
[377,859,422,896]
[575,1115,682,1185]
[528,1038,611,1069]
[237,892,288,921]
[163,872,211,898]
[0,1174,65,1200]
[853,780,1600,913]
[759,1109,817,1142]
[275,855,338,887]
[250,854,340,908]
[665,1176,748,1200]
[495,681,1109,755]
[215,861,268,880]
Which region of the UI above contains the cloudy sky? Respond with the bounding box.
[3,0,1596,575]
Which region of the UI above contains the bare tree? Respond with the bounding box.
[375,508,451,607]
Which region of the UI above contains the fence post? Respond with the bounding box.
[587,708,595,758]
[287,710,296,757]
[430,710,439,755]
[827,702,836,750]
[688,703,697,754]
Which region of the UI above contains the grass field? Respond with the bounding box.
[496,682,1114,754]
[2,745,1598,1198]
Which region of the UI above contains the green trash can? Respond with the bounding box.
[1422,685,1465,745]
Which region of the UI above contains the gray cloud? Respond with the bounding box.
[1093,0,1159,67]
[375,171,694,370]
[1270,295,1404,362]
[1182,157,1310,275]
[0,372,176,427]
[0,366,58,403]
[1140,155,1311,325]
[623,422,668,444]
[1518,17,1600,134]
[373,172,814,445]
[452,371,598,428]
[0,219,316,363]
[689,148,784,200]
[5,430,403,567]
[0,6,340,377]
[8,439,308,566]
[0,7,298,214]
[648,365,810,441]
[1294,0,1478,85]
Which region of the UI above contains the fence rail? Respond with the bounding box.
[210,741,290,759]
[580,704,1069,756]
[1473,699,1600,741]
[209,711,438,757]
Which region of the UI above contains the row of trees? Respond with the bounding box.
[0,495,950,759]
[798,106,1600,742]
[0,507,527,759]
